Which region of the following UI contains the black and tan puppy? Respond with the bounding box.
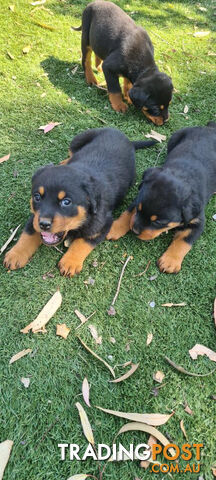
[4,128,156,277]
[72,1,173,124]
[107,122,216,273]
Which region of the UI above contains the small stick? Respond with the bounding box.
[111,256,131,306]
[35,417,59,449]
[150,31,170,45]
[154,143,166,165]
[134,260,151,277]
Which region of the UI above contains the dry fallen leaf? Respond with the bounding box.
[82,377,90,407]
[0,153,10,164]
[189,344,216,363]
[193,31,210,37]
[214,298,216,327]
[23,45,31,54]
[161,302,186,307]
[77,336,115,378]
[110,363,139,383]
[67,475,90,480]
[165,355,215,377]
[21,377,30,388]
[7,51,14,60]
[9,5,15,11]
[75,309,88,326]
[75,402,94,445]
[153,370,165,383]
[1,224,20,255]
[212,467,216,477]
[39,122,61,134]
[0,440,13,480]
[184,105,189,114]
[96,406,173,426]
[88,324,102,344]
[145,130,166,143]
[20,290,62,334]
[56,323,70,339]
[31,0,46,4]
[110,337,116,344]
[180,419,188,440]
[146,333,153,345]
[9,348,32,364]
[184,403,193,415]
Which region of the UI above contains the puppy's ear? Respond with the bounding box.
[182,195,202,225]
[138,167,162,189]
[129,87,149,109]
[82,177,101,214]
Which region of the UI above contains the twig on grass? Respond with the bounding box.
[111,256,132,306]
[134,260,151,277]
[35,417,59,449]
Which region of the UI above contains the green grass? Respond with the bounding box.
[0,0,216,478]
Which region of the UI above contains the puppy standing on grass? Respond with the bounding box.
[72,1,173,125]
[4,128,156,277]
[107,122,216,273]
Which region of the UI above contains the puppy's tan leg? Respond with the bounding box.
[4,232,41,270]
[84,47,98,85]
[107,210,134,240]
[123,78,133,104]
[58,238,94,277]
[157,229,192,274]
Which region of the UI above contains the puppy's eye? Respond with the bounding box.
[33,193,41,202]
[60,198,72,207]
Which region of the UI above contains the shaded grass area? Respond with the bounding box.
[0,0,216,479]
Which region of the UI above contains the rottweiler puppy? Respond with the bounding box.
[4,128,156,277]
[107,122,216,273]
[72,1,173,124]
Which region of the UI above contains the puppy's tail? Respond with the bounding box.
[71,25,82,31]
[132,140,158,150]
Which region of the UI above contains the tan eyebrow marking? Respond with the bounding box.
[138,203,142,211]
[38,186,44,196]
[58,190,66,200]
[142,106,148,111]
[150,215,157,221]
[160,105,164,110]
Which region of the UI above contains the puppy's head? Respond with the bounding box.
[130,167,201,240]
[31,164,99,246]
[129,72,173,125]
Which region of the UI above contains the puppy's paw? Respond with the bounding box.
[109,93,128,113]
[113,101,128,113]
[58,254,83,277]
[157,251,182,274]
[4,247,30,270]
[106,221,125,240]
[85,73,98,85]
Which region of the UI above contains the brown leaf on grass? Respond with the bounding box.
[114,422,176,457]
[153,370,165,383]
[161,302,186,307]
[82,377,90,407]
[183,105,189,114]
[56,323,70,339]
[67,475,90,480]
[77,336,115,378]
[0,440,13,480]
[9,348,32,364]
[165,355,216,377]
[110,363,139,383]
[0,153,10,164]
[184,403,193,415]
[146,333,153,345]
[96,406,173,426]
[214,298,216,327]
[39,122,61,134]
[88,324,102,345]
[1,224,20,255]
[20,290,62,334]
[145,130,166,143]
[21,377,30,388]
[75,309,87,325]
[23,45,31,54]
[71,65,78,75]
[33,20,55,31]
[75,402,94,444]
[180,419,188,440]
[193,31,210,37]
[189,344,216,362]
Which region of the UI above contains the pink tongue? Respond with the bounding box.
[41,232,58,243]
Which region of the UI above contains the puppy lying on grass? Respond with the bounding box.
[107,122,216,273]
[72,1,173,124]
[4,128,156,277]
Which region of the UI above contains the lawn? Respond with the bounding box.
[0,0,215,478]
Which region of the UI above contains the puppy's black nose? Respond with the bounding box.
[39,219,51,231]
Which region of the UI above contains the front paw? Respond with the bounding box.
[157,251,182,274]
[58,254,83,277]
[4,247,30,270]
[106,221,124,240]
[113,101,128,113]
